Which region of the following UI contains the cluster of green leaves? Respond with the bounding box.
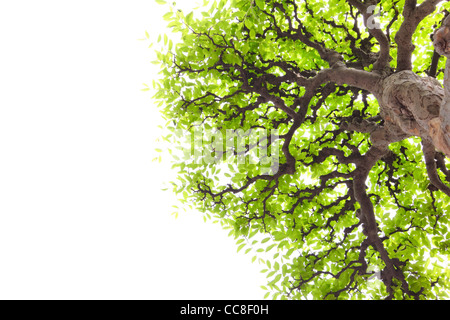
[367,138,450,299]
[153,0,450,299]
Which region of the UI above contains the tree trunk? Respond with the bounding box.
[379,66,450,157]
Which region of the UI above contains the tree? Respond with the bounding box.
[152,0,450,299]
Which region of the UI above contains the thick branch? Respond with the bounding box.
[353,146,387,241]
[395,0,444,71]
[346,0,391,72]
[353,146,412,297]
[318,63,383,96]
[422,139,450,196]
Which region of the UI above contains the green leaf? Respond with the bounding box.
[261,237,271,244]
[274,274,281,283]
[255,0,264,10]
[274,262,280,271]
[244,19,253,30]
[163,12,173,21]
[186,11,194,24]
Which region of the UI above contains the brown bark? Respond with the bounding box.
[379,69,450,156]
[395,0,444,71]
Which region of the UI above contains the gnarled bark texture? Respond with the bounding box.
[380,67,450,157]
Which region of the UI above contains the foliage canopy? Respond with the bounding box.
[152,0,450,299]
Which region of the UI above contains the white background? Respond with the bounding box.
[0,0,267,299]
